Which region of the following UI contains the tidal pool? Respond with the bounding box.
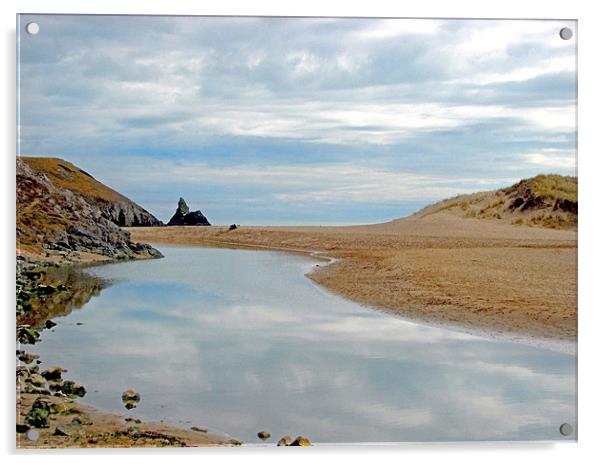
[29,246,577,443]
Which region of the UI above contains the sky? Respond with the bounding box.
[17,15,577,225]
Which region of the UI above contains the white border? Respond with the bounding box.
[3,1,601,462]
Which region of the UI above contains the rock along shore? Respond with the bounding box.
[16,256,240,448]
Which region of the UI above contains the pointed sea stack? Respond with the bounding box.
[167,197,211,226]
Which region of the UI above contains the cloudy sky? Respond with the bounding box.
[18,15,577,225]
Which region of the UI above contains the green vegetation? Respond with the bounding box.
[413,174,577,230]
[506,174,577,203]
[21,157,126,203]
[530,213,577,229]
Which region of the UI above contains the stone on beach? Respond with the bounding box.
[60,380,87,398]
[25,398,53,428]
[17,350,39,364]
[41,366,67,382]
[277,435,293,446]
[290,436,312,446]
[28,374,46,388]
[72,414,93,426]
[122,389,141,409]
[17,325,40,344]
[257,430,271,440]
[53,422,84,437]
[16,424,30,434]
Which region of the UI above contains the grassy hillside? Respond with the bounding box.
[414,174,577,229]
[21,157,128,203]
[21,157,162,227]
[16,158,162,262]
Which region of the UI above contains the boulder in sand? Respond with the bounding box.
[277,435,293,446]
[257,430,271,440]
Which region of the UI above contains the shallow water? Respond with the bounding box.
[29,246,576,443]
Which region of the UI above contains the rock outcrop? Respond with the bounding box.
[21,157,162,227]
[16,158,162,261]
[167,198,211,226]
[103,202,161,227]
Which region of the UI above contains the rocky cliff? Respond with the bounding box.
[16,158,162,262]
[167,197,211,226]
[21,157,162,227]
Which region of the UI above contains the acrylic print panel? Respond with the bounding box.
[16,15,577,447]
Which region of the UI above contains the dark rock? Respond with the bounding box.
[228,224,238,231]
[27,373,46,388]
[190,426,207,433]
[103,201,162,227]
[16,423,30,433]
[167,197,211,226]
[177,197,189,215]
[22,383,50,395]
[48,402,69,415]
[26,398,53,428]
[26,408,50,428]
[60,380,87,398]
[17,350,39,364]
[257,430,271,440]
[122,389,141,409]
[122,389,141,401]
[49,382,63,394]
[129,242,164,258]
[37,284,56,295]
[45,319,57,329]
[277,435,293,446]
[182,211,210,225]
[41,367,67,382]
[290,436,312,446]
[17,326,40,345]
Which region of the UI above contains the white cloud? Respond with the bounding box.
[287,50,321,74]
[523,149,576,170]
[19,16,577,224]
[96,157,520,206]
[357,19,440,39]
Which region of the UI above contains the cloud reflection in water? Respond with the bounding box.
[30,246,576,442]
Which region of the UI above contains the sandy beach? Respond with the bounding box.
[128,213,577,343]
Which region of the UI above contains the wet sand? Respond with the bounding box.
[16,392,238,448]
[128,213,577,342]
